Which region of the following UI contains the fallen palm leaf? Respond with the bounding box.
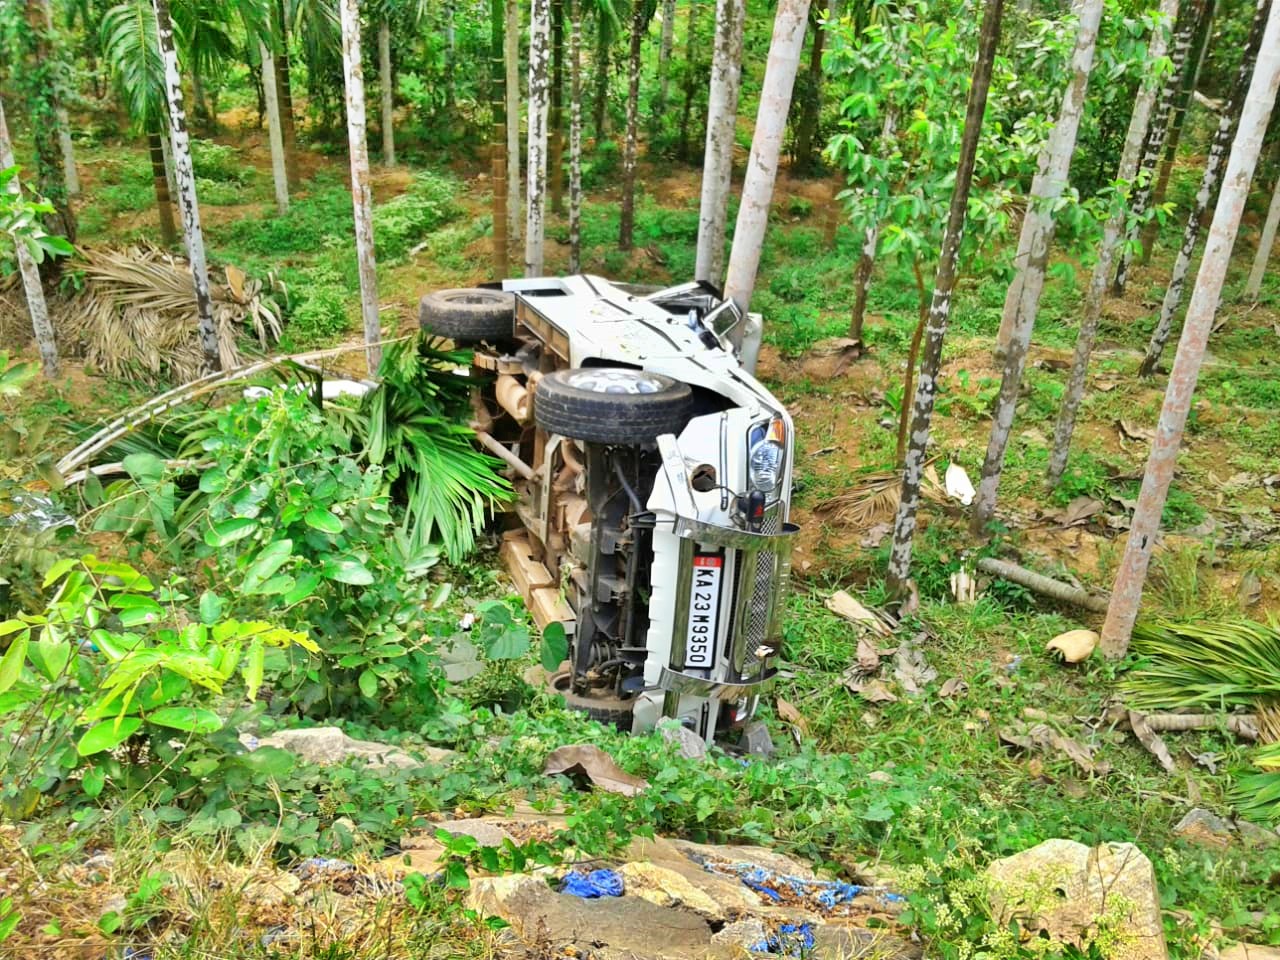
[1128,710,1177,774]
[62,244,283,383]
[815,458,946,529]
[999,721,1108,777]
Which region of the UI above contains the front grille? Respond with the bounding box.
[741,510,782,675]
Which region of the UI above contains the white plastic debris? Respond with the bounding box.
[944,462,976,506]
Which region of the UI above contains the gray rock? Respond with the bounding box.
[741,720,775,756]
[1234,818,1279,847]
[436,818,517,847]
[1174,808,1235,848]
[658,718,708,760]
[468,873,713,959]
[239,727,453,770]
[987,839,1167,960]
[711,917,767,949]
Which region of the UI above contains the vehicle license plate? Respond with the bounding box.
[684,555,723,668]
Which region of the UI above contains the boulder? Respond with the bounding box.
[711,917,768,949]
[468,873,713,959]
[1174,808,1235,848]
[377,844,445,878]
[1221,946,1280,960]
[669,839,818,879]
[240,727,453,770]
[986,839,1167,960]
[617,861,732,922]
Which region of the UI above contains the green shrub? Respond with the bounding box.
[191,138,248,183]
[284,266,351,347]
[373,172,460,260]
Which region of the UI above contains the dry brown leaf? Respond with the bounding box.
[775,697,809,734]
[1128,710,1177,774]
[543,744,649,796]
[1238,571,1263,608]
[859,679,898,704]
[857,635,883,672]
[1054,496,1104,527]
[1118,419,1156,443]
[938,677,968,698]
[1045,629,1099,663]
[826,590,890,635]
[999,722,1108,776]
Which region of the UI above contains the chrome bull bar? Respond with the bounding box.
[659,514,798,704]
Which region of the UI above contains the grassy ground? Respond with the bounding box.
[3,100,1280,958]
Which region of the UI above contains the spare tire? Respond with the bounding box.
[548,669,634,732]
[419,287,515,342]
[534,368,693,445]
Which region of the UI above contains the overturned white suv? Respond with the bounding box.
[420,276,798,747]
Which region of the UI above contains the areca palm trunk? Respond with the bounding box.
[677,0,700,160]
[527,0,552,276]
[379,20,395,164]
[260,41,290,214]
[1048,0,1181,485]
[569,0,584,272]
[885,0,1003,596]
[506,0,522,245]
[695,0,745,283]
[491,0,508,275]
[153,0,218,370]
[551,0,565,214]
[147,131,178,246]
[338,0,382,375]
[972,0,1104,535]
[658,0,676,113]
[1245,162,1280,301]
[618,1,644,250]
[1139,0,1270,378]
[1102,0,1280,657]
[39,0,79,197]
[724,0,811,373]
[0,95,59,378]
[848,109,896,344]
[275,0,301,189]
[792,4,826,172]
[24,0,75,241]
[592,14,609,140]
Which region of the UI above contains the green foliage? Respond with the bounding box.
[282,265,350,348]
[373,172,460,261]
[0,167,76,269]
[0,555,313,815]
[1122,619,1280,712]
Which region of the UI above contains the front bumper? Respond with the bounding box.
[658,513,798,699]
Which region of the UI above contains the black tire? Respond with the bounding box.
[418,287,515,342]
[549,669,634,731]
[534,368,693,445]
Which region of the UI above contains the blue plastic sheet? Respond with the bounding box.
[752,921,815,957]
[706,861,904,914]
[560,868,624,898]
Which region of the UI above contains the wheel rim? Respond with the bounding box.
[443,291,505,305]
[564,369,669,395]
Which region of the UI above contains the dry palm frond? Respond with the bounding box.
[816,457,946,529]
[62,244,282,383]
[1258,703,1280,745]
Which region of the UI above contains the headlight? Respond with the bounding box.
[748,418,786,495]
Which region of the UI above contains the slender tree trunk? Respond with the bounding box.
[159,128,177,201]
[885,0,1003,596]
[1102,0,1280,657]
[153,0,218,371]
[792,5,826,173]
[445,1,457,111]
[1141,0,1216,265]
[1112,0,1207,295]
[24,0,75,241]
[678,0,700,160]
[491,0,509,276]
[725,0,811,374]
[695,0,745,284]
[618,2,645,250]
[551,0,565,215]
[1139,0,1270,377]
[275,0,301,190]
[1047,0,1181,485]
[191,67,210,124]
[848,109,896,343]
[378,20,396,165]
[0,95,59,378]
[972,0,1104,535]
[1245,165,1280,300]
[593,15,609,141]
[527,0,552,276]
[569,0,583,272]
[338,0,382,375]
[147,131,178,246]
[658,0,676,113]
[506,0,522,245]
[38,0,79,198]
[260,41,290,214]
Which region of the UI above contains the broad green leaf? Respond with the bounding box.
[41,557,77,588]
[282,571,321,606]
[358,668,378,699]
[487,626,530,661]
[33,626,70,682]
[198,468,228,494]
[321,557,374,586]
[540,622,569,672]
[0,632,28,693]
[243,539,293,594]
[237,745,295,777]
[0,620,27,637]
[77,717,143,756]
[82,766,106,799]
[244,642,264,701]
[204,517,259,548]
[122,452,166,483]
[148,706,223,733]
[304,508,344,535]
[253,574,295,596]
[198,591,223,625]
